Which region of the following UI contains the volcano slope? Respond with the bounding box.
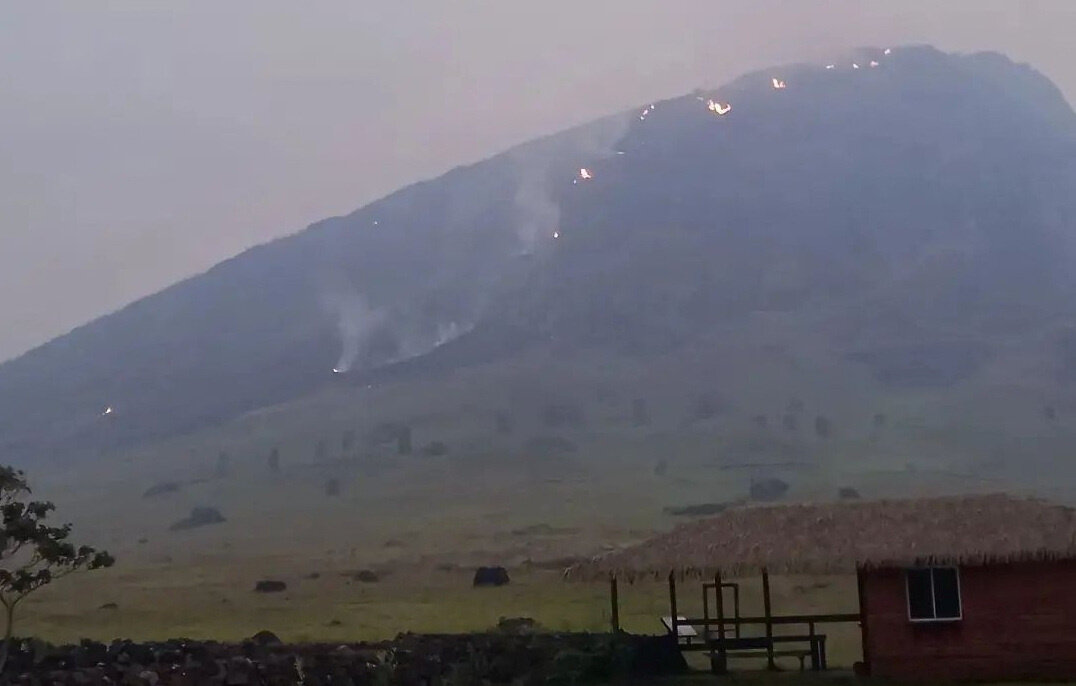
[8,46,1076,644]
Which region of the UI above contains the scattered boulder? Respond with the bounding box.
[341,569,379,583]
[663,502,728,517]
[473,566,510,587]
[326,619,343,627]
[141,482,180,499]
[542,403,585,429]
[169,507,225,531]
[248,630,281,646]
[496,617,540,635]
[838,487,861,500]
[523,435,577,456]
[98,602,118,611]
[749,477,789,502]
[253,580,287,594]
[421,440,449,456]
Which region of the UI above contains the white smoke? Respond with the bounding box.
[510,111,630,254]
[319,285,385,374]
[513,172,560,253]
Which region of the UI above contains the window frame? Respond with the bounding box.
[905,566,962,623]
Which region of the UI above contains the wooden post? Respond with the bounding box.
[609,576,620,633]
[668,573,679,640]
[762,568,775,670]
[733,583,741,638]
[714,573,727,673]
[857,566,870,675]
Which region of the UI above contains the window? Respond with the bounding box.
[906,567,961,621]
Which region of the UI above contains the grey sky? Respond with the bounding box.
[2,0,1074,361]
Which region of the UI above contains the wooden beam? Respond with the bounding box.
[714,573,727,673]
[609,576,620,633]
[762,568,775,670]
[668,573,678,638]
[856,566,870,675]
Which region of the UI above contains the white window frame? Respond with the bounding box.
[905,566,962,623]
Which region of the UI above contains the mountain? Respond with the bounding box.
[3,45,1076,462]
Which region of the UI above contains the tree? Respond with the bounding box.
[267,447,280,473]
[631,398,649,427]
[0,466,113,672]
[814,415,832,438]
[215,451,230,478]
[397,426,412,455]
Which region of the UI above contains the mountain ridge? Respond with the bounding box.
[3,45,1076,462]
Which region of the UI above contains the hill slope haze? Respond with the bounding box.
[3,45,1076,461]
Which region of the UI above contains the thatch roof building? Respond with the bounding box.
[569,493,1076,580]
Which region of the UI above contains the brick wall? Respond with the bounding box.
[861,559,1076,681]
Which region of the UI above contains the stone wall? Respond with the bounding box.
[3,631,685,685]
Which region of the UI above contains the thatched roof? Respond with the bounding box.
[568,494,1076,580]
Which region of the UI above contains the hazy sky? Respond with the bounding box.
[2,1,1074,361]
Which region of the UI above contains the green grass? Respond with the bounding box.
[18,340,1076,659]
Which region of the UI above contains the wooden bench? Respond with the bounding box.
[706,634,827,672]
[661,616,699,645]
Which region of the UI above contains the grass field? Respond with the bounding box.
[16,339,1076,666]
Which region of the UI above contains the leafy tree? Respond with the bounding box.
[814,415,832,438]
[215,451,230,478]
[631,398,650,427]
[397,426,412,455]
[0,466,113,671]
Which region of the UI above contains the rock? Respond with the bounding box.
[327,619,343,627]
[355,570,379,583]
[663,502,727,516]
[169,507,225,531]
[253,580,287,593]
[420,440,449,456]
[839,487,862,500]
[248,630,281,646]
[496,617,539,635]
[473,566,510,587]
[139,669,160,686]
[141,482,180,499]
[749,477,789,502]
[99,602,119,610]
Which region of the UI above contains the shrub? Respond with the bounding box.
[631,398,650,427]
[750,477,788,502]
[814,415,831,438]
